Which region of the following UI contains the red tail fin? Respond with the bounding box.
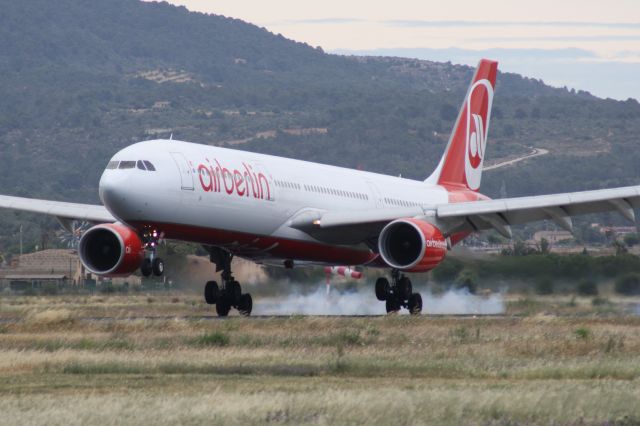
[426,59,498,191]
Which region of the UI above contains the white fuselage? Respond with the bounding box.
[99,139,450,266]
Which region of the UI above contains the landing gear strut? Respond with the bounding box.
[204,247,252,317]
[140,227,164,277]
[375,269,422,315]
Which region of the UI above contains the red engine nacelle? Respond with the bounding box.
[78,223,145,277]
[378,218,447,272]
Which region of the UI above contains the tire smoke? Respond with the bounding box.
[253,282,505,316]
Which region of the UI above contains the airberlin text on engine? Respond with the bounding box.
[197,158,271,200]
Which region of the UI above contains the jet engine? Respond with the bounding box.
[378,218,447,272]
[78,223,145,277]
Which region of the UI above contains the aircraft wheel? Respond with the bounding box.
[408,293,423,315]
[141,259,152,277]
[204,281,219,305]
[385,297,400,314]
[375,277,390,301]
[216,293,231,317]
[227,280,242,306]
[397,276,413,301]
[152,257,165,276]
[238,294,253,316]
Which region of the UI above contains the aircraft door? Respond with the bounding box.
[366,181,383,208]
[170,152,194,191]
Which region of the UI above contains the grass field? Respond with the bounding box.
[1,293,640,425]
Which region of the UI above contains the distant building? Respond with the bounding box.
[152,101,170,109]
[531,230,574,244]
[599,226,637,237]
[0,249,140,290]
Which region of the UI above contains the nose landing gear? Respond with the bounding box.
[140,227,164,277]
[375,269,422,315]
[204,247,253,317]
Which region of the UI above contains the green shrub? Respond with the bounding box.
[432,258,464,283]
[592,297,610,306]
[614,273,640,295]
[576,279,598,296]
[535,278,554,295]
[455,268,478,294]
[194,332,230,347]
[99,282,115,294]
[42,282,58,295]
[574,327,591,340]
[624,233,639,247]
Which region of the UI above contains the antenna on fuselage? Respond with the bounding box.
[169,133,173,141]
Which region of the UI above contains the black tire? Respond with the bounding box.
[397,276,413,301]
[227,281,242,306]
[152,258,164,276]
[216,294,231,317]
[385,297,400,314]
[408,293,423,315]
[238,294,253,316]
[141,259,152,277]
[375,277,390,301]
[204,281,219,305]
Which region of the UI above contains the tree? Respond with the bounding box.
[538,238,550,254]
[623,233,639,247]
[439,104,458,121]
[455,269,478,294]
[612,240,628,256]
[432,258,464,282]
[535,278,554,295]
[576,279,598,296]
[615,273,640,295]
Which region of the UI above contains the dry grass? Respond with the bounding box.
[1,295,640,425]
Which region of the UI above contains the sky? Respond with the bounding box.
[163,0,640,100]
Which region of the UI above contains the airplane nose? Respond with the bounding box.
[99,171,119,206]
[99,170,139,220]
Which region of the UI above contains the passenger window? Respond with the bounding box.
[143,161,156,171]
[118,161,136,169]
[106,161,119,170]
[137,160,146,170]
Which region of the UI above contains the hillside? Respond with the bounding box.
[0,0,639,253]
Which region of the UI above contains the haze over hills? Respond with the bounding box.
[0,0,639,252]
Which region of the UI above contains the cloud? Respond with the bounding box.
[271,18,364,26]
[474,35,640,43]
[270,19,640,29]
[384,20,640,29]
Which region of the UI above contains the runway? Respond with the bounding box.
[0,313,509,324]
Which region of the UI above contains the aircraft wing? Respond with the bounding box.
[299,185,640,241]
[0,195,115,224]
[435,186,639,237]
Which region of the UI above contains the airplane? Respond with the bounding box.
[2,59,640,316]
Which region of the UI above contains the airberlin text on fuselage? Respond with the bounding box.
[197,159,271,200]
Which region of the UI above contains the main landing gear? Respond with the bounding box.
[140,228,164,277]
[204,247,252,317]
[375,269,422,315]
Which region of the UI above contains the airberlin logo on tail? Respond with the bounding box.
[464,79,494,191]
[196,159,272,201]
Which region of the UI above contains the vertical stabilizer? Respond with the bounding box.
[425,59,498,192]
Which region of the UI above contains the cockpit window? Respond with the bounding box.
[118,161,136,169]
[143,161,156,171]
[136,160,146,170]
[106,161,119,170]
